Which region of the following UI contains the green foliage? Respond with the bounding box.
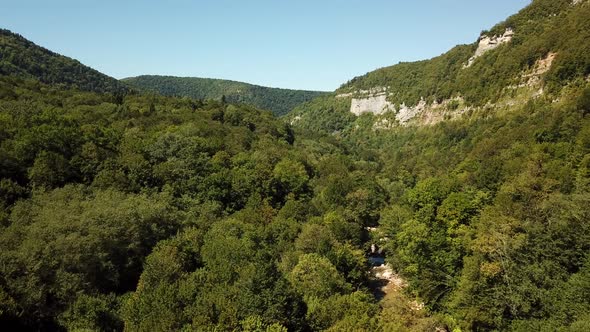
[287,0,590,117]
[288,253,351,299]
[0,29,126,94]
[288,94,356,136]
[272,158,310,199]
[0,75,332,330]
[0,185,177,328]
[123,224,308,331]
[58,293,123,332]
[2,1,590,331]
[307,291,379,331]
[123,75,327,116]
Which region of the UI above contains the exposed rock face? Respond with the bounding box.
[347,88,393,115]
[505,52,557,97]
[531,52,556,76]
[289,115,302,125]
[347,87,470,128]
[371,263,425,310]
[336,92,353,98]
[396,99,427,124]
[370,96,470,130]
[520,52,557,88]
[465,28,514,68]
[350,93,394,115]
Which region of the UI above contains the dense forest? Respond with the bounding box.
[1,0,590,331]
[123,75,327,116]
[0,75,380,331]
[289,0,590,330]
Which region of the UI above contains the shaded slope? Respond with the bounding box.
[123,75,327,116]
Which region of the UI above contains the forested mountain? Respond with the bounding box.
[339,0,589,106]
[283,0,590,330]
[290,0,590,132]
[123,75,327,116]
[1,0,590,331]
[0,29,126,94]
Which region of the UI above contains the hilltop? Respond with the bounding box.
[0,29,126,94]
[123,75,327,116]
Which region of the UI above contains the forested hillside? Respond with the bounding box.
[0,75,390,331]
[337,86,590,331]
[0,29,126,94]
[290,0,590,131]
[123,75,327,116]
[338,0,589,106]
[287,0,590,330]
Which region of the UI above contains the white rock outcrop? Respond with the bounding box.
[347,87,470,127]
[347,87,393,115]
[350,93,394,116]
[396,99,427,124]
[520,52,557,87]
[369,96,470,129]
[289,115,302,125]
[465,28,514,68]
[336,92,353,98]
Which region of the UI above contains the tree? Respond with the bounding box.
[288,253,350,299]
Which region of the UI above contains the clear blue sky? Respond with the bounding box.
[1,0,530,91]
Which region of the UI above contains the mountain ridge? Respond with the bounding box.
[123,74,327,116]
[0,29,126,94]
[289,0,590,132]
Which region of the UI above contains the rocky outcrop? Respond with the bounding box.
[465,28,514,68]
[519,52,557,88]
[351,93,394,116]
[345,82,478,128]
[346,87,471,128]
[336,92,354,98]
[371,97,469,129]
[504,52,557,98]
[396,99,427,124]
[289,115,302,125]
[348,87,394,116]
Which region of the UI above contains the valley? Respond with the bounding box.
[0,0,590,331]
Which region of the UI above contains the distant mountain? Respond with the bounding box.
[0,29,126,94]
[122,75,327,116]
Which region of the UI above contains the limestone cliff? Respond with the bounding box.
[464,28,514,68]
[350,92,394,116]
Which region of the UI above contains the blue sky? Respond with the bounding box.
[1,0,530,91]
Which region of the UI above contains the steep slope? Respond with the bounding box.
[122,75,327,116]
[0,29,126,94]
[290,0,590,130]
[285,1,590,331]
